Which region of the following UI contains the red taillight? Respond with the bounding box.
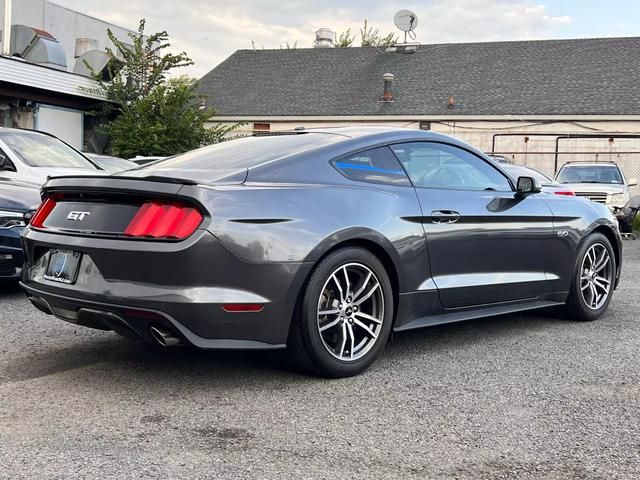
[222,304,264,313]
[554,190,575,196]
[30,196,57,228]
[124,201,203,239]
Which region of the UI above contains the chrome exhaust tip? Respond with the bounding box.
[149,326,182,347]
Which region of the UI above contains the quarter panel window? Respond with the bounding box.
[332,146,411,186]
[390,142,512,191]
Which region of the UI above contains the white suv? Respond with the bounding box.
[555,162,638,209]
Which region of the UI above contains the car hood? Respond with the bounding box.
[558,183,626,194]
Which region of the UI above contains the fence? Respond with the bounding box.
[492,151,640,196]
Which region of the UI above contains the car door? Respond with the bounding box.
[390,141,555,309]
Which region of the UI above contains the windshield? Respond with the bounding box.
[0,131,97,169]
[556,165,623,184]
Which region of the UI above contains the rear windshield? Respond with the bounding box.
[144,134,344,171]
[0,131,97,169]
[556,165,623,184]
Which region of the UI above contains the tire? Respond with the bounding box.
[562,233,616,322]
[287,247,394,378]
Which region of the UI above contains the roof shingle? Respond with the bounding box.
[197,37,640,117]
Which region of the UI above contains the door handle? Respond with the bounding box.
[431,210,461,224]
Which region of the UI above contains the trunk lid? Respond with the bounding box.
[33,175,207,239]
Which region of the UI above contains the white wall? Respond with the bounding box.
[36,104,83,150]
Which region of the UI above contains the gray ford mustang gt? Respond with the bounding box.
[20,127,622,377]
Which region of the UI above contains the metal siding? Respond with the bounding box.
[0,56,107,100]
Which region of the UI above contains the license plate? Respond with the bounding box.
[44,250,82,284]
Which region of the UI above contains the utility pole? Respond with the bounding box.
[2,0,12,55]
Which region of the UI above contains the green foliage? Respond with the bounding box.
[97,19,193,105]
[335,29,355,48]
[334,20,398,48]
[107,77,232,158]
[91,19,233,157]
[633,214,640,231]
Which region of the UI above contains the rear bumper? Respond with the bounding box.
[20,228,312,347]
[21,282,286,349]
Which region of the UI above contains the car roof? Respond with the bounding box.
[0,127,53,137]
[560,162,620,168]
[287,126,460,142]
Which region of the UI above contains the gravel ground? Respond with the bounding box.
[0,241,639,479]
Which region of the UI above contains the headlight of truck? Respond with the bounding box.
[0,210,26,228]
[609,193,627,205]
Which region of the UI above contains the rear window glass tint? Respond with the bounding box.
[332,147,410,186]
[144,134,344,171]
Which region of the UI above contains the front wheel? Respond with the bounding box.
[562,233,616,321]
[288,247,394,378]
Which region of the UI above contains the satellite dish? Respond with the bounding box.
[394,9,418,32]
[394,9,418,43]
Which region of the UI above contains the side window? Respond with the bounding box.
[390,142,512,191]
[332,146,411,186]
[0,147,16,172]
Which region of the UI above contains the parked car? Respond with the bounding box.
[555,161,638,209]
[20,127,621,377]
[84,153,138,173]
[0,179,40,280]
[501,164,575,196]
[129,156,166,166]
[0,128,102,185]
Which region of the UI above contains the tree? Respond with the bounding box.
[336,20,398,48]
[91,19,232,157]
[106,76,229,159]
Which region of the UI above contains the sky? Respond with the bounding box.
[52,0,640,78]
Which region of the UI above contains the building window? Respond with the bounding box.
[253,123,270,132]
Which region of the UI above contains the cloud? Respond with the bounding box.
[52,0,574,77]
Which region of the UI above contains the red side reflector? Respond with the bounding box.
[222,304,264,313]
[123,309,165,320]
[554,191,575,196]
[30,196,57,228]
[124,201,203,239]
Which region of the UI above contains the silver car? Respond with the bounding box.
[555,162,638,209]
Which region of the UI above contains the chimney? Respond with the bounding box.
[381,73,394,102]
[314,28,334,48]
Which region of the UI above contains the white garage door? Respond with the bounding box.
[35,105,84,150]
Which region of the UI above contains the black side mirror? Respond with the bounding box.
[516,176,542,195]
[0,153,15,172]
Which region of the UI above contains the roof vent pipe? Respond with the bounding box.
[381,73,394,102]
[314,28,334,48]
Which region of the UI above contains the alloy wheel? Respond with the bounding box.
[316,262,385,361]
[580,243,613,310]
